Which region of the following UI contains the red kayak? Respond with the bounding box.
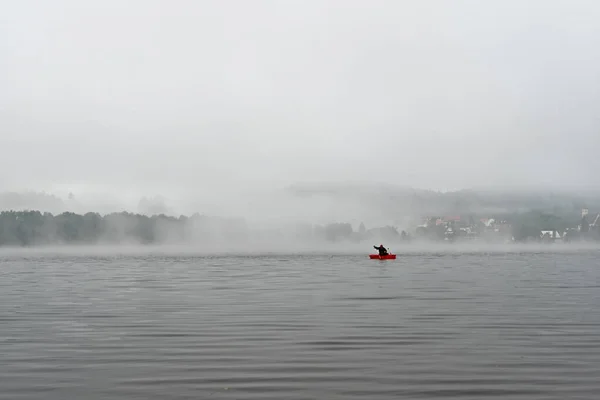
[369,254,396,260]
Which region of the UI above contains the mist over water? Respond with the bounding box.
[3,1,600,398]
[2,241,600,259]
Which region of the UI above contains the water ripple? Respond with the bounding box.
[1,252,599,399]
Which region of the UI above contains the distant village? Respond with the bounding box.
[401,208,600,244]
[285,207,600,245]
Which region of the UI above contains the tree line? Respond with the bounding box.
[0,211,238,246]
[0,210,404,247]
[0,209,598,247]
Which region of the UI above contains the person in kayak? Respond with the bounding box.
[373,244,389,256]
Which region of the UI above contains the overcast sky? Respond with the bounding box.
[2,0,600,204]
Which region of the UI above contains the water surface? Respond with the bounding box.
[1,251,599,399]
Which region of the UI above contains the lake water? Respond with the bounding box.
[1,250,599,399]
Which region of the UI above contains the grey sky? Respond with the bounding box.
[2,0,600,204]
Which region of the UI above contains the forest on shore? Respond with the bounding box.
[0,210,370,246]
[0,209,598,247]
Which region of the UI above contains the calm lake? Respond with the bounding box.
[1,249,599,399]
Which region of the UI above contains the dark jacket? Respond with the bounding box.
[373,245,388,255]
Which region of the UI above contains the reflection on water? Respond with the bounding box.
[1,252,599,399]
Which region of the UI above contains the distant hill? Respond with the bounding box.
[285,183,600,218]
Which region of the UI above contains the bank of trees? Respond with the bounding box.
[509,211,600,242]
[0,211,402,247]
[1,209,598,247]
[0,211,243,246]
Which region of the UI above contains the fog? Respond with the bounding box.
[2,0,600,231]
[2,241,600,259]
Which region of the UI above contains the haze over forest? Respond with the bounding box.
[2,1,600,229]
[1,185,599,227]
